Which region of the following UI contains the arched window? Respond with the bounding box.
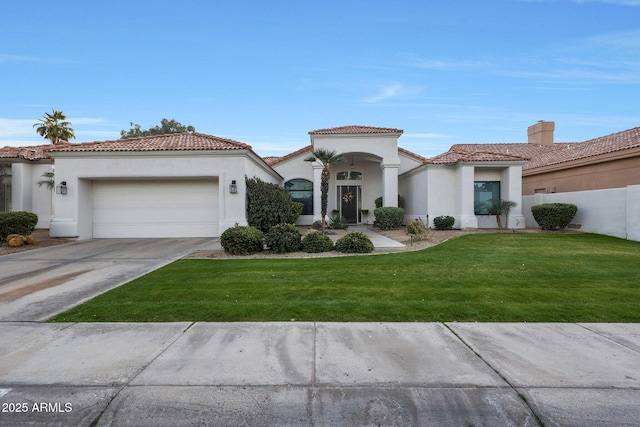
[284,179,313,215]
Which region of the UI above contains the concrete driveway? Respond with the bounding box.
[0,238,219,321]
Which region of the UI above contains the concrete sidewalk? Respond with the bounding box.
[1,322,638,426]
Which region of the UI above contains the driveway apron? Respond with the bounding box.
[0,238,218,322]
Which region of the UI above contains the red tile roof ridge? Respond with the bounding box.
[398,146,428,164]
[309,125,404,135]
[267,145,312,165]
[0,143,60,160]
[45,132,253,152]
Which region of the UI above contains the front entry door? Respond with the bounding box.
[339,185,361,224]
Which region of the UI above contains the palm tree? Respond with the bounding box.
[33,109,76,145]
[305,148,344,232]
[37,169,55,190]
[490,199,518,229]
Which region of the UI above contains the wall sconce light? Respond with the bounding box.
[56,181,68,195]
[229,180,238,194]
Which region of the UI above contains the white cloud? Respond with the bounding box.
[363,84,406,103]
[0,116,120,147]
[400,55,486,70]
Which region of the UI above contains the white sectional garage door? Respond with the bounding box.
[92,179,219,238]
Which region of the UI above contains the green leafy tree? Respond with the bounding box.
[33,109,76,144]
[120,118,195,139]
[305,148,344,232]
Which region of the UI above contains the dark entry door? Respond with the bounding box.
[339,185,360,224]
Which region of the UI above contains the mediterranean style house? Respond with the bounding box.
[1,122,638,239]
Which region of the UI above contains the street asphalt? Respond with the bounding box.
[0,237,639,426]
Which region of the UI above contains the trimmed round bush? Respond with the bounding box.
[433,215,455,230]
[531,203,578,231]
[264,223,302,253]
[334,232,374,254]
[302,230,334,253]
[373,207,405,230]
[0,211,38,241]
[220,225,264,255]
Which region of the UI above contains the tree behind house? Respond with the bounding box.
[120,118,195,138]
[33,109,76,145]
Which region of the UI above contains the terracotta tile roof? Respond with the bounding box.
[449,126,640,170]
[398,146,429,164]
[45,132,253,153]
[429,146,530,164]
[309,125,404,135]
[0,144,58,161]
[267,145,312,166]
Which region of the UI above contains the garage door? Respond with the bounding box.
[92,179,219,238]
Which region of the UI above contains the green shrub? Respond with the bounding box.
[302,230,334,253]
[286,202,303,224]
[373,207,405,230]
[433,215,455,230]
[531,203,578,231]
[0,211,38,241]
[246,177,301,233]
[334,232,374,253]
[328,215,348,230]
[264,223,302,253]
[220,225,264,255]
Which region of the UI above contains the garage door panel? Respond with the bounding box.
[92,180,219,238]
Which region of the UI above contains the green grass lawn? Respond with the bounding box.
[50,233,640,323]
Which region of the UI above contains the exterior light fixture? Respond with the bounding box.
[56,181,68,195]
[229,180,238,194]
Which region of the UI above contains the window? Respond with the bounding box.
[336,171,362,180]
[284,179,313,215]
[474,181,500,215]
[0,172,11,212]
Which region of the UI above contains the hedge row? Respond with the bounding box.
[220,225,373,255]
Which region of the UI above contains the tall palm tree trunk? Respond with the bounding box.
[320,167,329,231]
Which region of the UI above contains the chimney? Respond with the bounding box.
[527,121,554,146]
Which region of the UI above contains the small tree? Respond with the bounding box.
[304,148,344,232]
[490,199,518,229]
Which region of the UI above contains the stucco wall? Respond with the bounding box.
[49,151,276,238]
[11,163,53,228]
[522,185,639,241]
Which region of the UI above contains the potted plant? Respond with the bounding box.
[360,209,369,215]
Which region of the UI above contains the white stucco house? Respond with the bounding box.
[1,125,528,239]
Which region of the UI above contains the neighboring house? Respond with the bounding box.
[446,121,640,241]
[451,121,640,195]
[0,145,54,228]
[2,124,534,239]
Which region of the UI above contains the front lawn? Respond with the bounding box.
[50,233,640,322]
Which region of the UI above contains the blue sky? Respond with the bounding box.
[1,0,639,157]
